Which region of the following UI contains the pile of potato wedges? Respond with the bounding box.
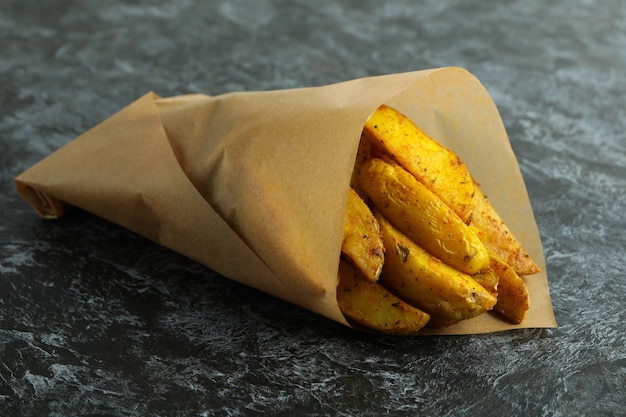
[338,105,539,334]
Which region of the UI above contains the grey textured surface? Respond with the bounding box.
[1,1,625,416]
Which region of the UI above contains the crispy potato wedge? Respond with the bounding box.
[471,267,499,298]
[469,182,540,275]
[358,158,489,275]
[490,257,530,324]
[337,260,430,335]
[363,104,475,222]
[341,188,385,282]
[350,135,373,200]
[378,215,497,327]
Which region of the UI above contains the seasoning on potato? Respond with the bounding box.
[337,260,431,335]
[363,104,475,223]
[357,157,490,275]
[378,215,497,327]
[338,104,539,333]
[341,187,384,283]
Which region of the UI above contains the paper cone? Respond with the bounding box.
[15,67,556,334]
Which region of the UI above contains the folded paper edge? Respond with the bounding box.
[15,181,67,218]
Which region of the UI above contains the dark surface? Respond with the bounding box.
[2,1,625,416]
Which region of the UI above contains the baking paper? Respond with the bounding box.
[15,67,556,334]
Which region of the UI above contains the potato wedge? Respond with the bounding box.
[490,257,530,324]
[350,135,373,200]
[363,104,475,222]
[378,215,497,326]
[469,182,540,275]
[341,188,385,282]
[337,260,430,335]
[358,158,489,275]
[471,267,499,297]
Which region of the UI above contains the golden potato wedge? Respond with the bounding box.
[363,104,475,222]
[350,135,373,200]
[337,260,430,334]
[378,215,497,327]
[490,257,530,324]
[469,182,540,275]
[341,188,385,282]
[358,158,489,275]
[471,267,499,298]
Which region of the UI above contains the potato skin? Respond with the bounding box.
[337,260,430,335]
[363,104,475,223]
[349,135,373,200]
[490,257,530,324]
[358,158,489,275]
[341,188,384,282]
[469,182,540,276]
[378,215,497,327]
[471,266,499,297]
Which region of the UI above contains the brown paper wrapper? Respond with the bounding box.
[15,67,556,334]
